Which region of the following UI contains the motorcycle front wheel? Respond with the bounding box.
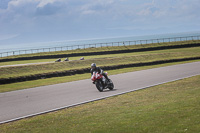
[95,81,104,92]
[108,79,114,90]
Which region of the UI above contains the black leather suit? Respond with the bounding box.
[90,67,109,80]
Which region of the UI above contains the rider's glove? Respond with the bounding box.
[100,70,103,74]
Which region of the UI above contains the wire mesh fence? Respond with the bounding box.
[0,35,200,58]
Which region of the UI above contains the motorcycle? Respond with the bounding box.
[91,72,114,92]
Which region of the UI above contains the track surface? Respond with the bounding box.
[0,62,200,124]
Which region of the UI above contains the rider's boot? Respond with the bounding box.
[103,74,110,82]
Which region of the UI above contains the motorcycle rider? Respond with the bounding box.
[90,63,110,81]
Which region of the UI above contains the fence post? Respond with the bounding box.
[1,35,200,58]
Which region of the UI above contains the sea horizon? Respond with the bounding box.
[0,31,200,54]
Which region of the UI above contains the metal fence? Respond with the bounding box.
[1,35,200,58]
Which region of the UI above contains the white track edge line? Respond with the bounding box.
[0,73,200,124]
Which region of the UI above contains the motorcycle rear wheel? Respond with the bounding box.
[96,81,104,92]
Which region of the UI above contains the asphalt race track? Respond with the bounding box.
[0,62,200,124]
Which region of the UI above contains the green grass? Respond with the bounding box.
[1,40,200,61]
[1,44,200,66]
[1,47,200,79]
[0,40,200,93]
[0,60,199,93]
[1,74,199,133]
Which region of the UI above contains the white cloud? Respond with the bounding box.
[36,0,66,8]
[0,34,19,41]
[2,0,199,21]
[7,0,64,8]
[78,0,115,15]
[0,0,200,44]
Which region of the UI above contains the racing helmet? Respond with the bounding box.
[91,63,96,68]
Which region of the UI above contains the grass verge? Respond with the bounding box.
[0,43,200,66]
[0,74,199,133]
[0,59,199,93]
[1,40,200,61]
[1,47,200,79]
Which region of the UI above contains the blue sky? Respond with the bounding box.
[0,0,200,45]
